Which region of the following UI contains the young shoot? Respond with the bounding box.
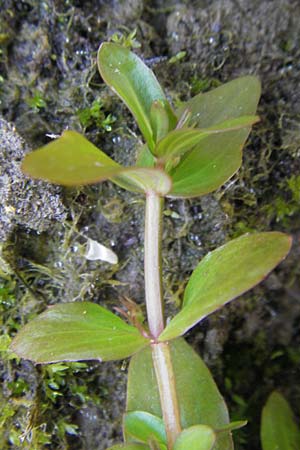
[11,42,291,450]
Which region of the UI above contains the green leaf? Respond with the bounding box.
[114,167,172,196]
[173,425,216,450]
[124,411,167,446]
[22,130,119,185]
[216,420,247,433]
[106,445,150,450]
[177,76,261,128]
[261,391,300,450]
[150,100,177,143]
[22,131,171,195]
[167,128,250,198]
[155,115,259,160]
[136,144,156,168]
[97,43,176,151]
[159,232,291,341]
[167,76,261,198]
[10,302,149,363]
[126,338,233,450]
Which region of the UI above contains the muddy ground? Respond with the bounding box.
[0,0,300,449]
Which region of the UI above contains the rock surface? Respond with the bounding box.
[0,117,66,242]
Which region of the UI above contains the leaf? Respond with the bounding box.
[22,131,171,195]
[126,338,233,450]
[97,43,176,151]
[173,425,216,450]
[167,76,261,198]
[114,167,172,196]
[261,391,300,450]
[106,445,150,450]
[167,128,250,198]
[136,144,156,168]
[177,76,261,128]
[22,130,119,185]
[216,420,247,433]
[10,302,149,363]
[124,411,167,446]
[155,115,259,160]
[150,100,177,143]
[159,232,291,341]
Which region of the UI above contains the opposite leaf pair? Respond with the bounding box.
[10,41,292,450]
[22,43,260,199]
[11,231,291,364]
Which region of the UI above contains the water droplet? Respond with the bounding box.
[189,233,202,246]
[112,136,121,144]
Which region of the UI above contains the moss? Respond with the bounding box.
[110,28,141,49]
[25,91,47,110]
[189,76,221,96]
[77,98,116,132]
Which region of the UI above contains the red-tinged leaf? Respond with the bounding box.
[159,232,291,341]
[10,302,149,363]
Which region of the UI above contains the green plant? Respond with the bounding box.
[261,391,300,450]
[77,98,116,131]
[26,90,47,110]
[10,42,291,449]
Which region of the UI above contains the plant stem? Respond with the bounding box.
[144,192,164,338]
[144,192,181,448]
[152,341,181,449]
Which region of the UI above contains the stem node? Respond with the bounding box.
[144,192,181,448]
